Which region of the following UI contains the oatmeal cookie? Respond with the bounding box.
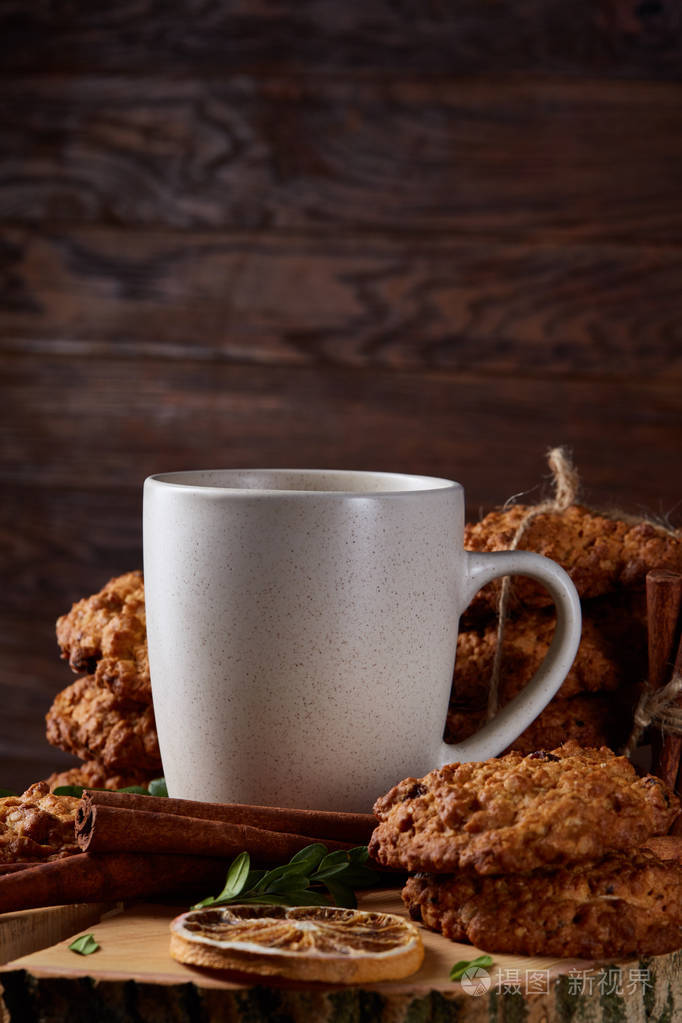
[56,571,149,701]
[45,676,161,773]
[403,852,682,958]
[463,504,681,614]
[44,761,158,793]
[445,692,630,755]
[645,836,682,863]
[369,742,678,875]
[0,782,79,863]
[453,595,646,706]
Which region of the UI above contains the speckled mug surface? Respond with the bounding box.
[143,469,581,811]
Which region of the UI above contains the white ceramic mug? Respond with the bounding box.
[143,469,581,811]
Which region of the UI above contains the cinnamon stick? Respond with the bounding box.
[76,803,354,859]
[0,861,43,875]
[646,570,682,688]
[78,790,376,845]
[0,852,228,915]
[646,570,682,785]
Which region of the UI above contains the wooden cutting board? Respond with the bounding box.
[0,890,680,1022]
[0,901,116,968]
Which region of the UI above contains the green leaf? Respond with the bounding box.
[450,954,493,981]
[288,843,327,871]
[191,895,216,909]
[116,785,151,794]
[317,849,349,870]
[322,878,357,909]
[69,934,100,956]
[194,851,251,908]
[242,868,267,888]
[266,871,312,894]
[311,861,353,882]
[147,778,168,797]
[329,865,379,888]
[0,788,16,797]
[220,850,252,899]
[52,785,85,797]
[250,860,310,893]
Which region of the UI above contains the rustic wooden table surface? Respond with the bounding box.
[1,890,680,1022]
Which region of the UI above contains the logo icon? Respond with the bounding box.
[460,965,492,996]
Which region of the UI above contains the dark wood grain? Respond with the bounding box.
[1,0,680,79]
[2,227,682,376]
[0,484,143,616]
[2,76,682,243]
[3,352,681,534]
[3,346,680,649]
[0,614,80,792]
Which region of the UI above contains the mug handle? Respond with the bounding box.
[437,550,582,766]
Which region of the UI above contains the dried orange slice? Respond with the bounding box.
[170,904,424,983]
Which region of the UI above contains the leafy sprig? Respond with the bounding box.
[193,843,379,911]
[52,777,168,798]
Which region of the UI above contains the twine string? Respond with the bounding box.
[487,446,579,721]
[624,674,682,755]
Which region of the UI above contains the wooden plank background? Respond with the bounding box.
[1,0,681,792]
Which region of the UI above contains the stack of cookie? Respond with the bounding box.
[449,504,682,753]
[45,571,162,791]
[369,741,682,958]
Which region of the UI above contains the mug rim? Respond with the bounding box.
[144,468,462,497]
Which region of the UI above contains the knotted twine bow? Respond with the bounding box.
[625,674,682,755]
